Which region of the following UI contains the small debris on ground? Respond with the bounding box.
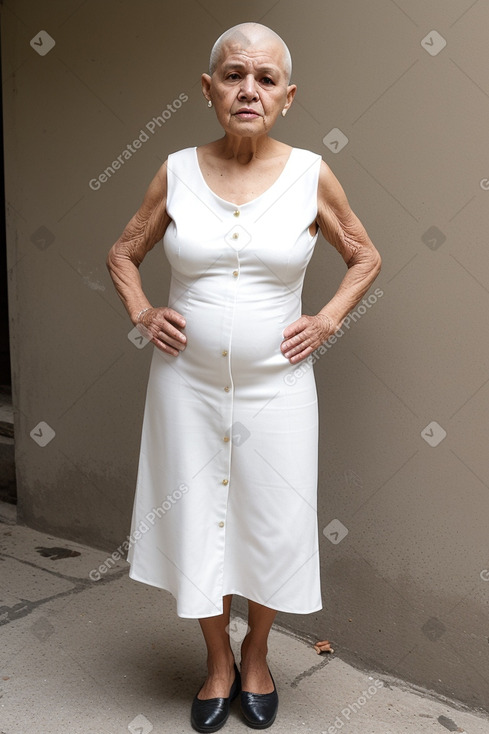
[313,639,334,654]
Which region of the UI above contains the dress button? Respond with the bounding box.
[219,521,225,527]
[224,386,230,392]
[222,350,228,357]
[223,436,230,443]
[232,270,238,277]
[233,209,240,217]
[222,479,229,485]
[232,232,239,239]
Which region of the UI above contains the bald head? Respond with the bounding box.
[209,23,292,83]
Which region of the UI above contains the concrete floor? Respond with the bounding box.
[1,504,489,734]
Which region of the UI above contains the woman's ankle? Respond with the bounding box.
[206,651,235,674]
[240,640,269,665]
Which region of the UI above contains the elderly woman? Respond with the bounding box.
[107,21,381,733]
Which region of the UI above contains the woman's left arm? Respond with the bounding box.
[281,159,382,364]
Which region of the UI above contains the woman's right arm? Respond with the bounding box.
[106,160,186,356]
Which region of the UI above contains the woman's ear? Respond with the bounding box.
[284,84,297,112]
[201,73,212,103]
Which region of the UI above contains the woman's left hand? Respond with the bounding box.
[281,313,336,364]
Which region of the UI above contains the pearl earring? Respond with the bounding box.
[207,100,212,108]
[281,109,287,117]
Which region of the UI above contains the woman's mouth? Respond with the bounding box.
[234,109,261,119]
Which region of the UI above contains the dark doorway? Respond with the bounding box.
[0,23,16,505]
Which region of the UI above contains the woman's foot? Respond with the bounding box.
[239,661,278,729]
[239,657,274,694]
[191,661,240,733]
[197,657,237,699]
[240,635,274,693]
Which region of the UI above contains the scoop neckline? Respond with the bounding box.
[193,146,295,208]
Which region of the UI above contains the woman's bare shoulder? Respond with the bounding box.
[317,158,348,207]
[139,159,169,208]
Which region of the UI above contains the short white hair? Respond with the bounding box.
[209,23,292,83]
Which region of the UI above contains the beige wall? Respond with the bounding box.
[3,0,489,711]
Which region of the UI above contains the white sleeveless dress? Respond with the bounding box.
[127,146,323,618]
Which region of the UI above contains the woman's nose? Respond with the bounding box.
[238,75,259,100]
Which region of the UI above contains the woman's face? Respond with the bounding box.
[202,36,296,138]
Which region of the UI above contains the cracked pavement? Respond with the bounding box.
[1,517,489,733]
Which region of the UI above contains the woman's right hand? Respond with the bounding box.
[136,307,186,356]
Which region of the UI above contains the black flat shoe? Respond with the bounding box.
[191,663,241,733]
[240,667,278,729]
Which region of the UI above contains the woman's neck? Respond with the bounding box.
[215,134,281,164]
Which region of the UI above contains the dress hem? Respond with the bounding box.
[127,566,323,618]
